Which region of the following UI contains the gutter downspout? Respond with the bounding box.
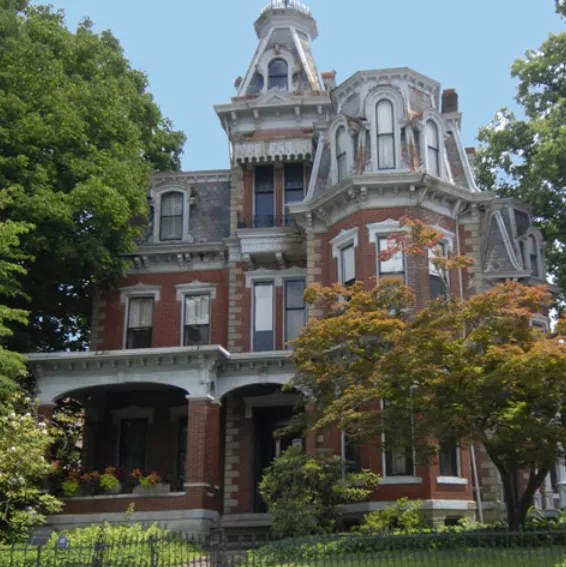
[456,205,484,523]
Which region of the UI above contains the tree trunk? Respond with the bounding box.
[484,445,549,528]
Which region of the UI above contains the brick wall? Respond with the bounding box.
[96,270,229,351]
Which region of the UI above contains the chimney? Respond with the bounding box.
[442,89,459,114]
[321,70,337,91]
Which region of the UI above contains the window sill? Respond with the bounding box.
[436,476,468,486]
[379,476,422,486]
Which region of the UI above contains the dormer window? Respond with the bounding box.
[268,58,288,91]
[336,126,348,182]
[529,235,541,278]
[160,191,183,241]
[426,120,440,177]
[376,100,395,170]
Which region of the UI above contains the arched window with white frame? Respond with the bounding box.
[268,58,288,91]
[336,126,348,182]
[160,191,183,241]
[426,120,440,177]
[376,100,395,170]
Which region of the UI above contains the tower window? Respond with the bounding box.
[336,126,348,182]
[376,100,395,170]
[426,120,440,177]
[254,165,275,228]
[160,192,183,241]
[268,58,288,91]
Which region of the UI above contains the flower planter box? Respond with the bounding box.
[133,483,170,496]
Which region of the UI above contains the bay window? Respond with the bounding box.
[376,100,395,170]
[340,244,356,286]
[377,236,405,282]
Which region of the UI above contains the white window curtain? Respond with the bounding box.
[377,100,395,170]
[185,295,210,325]
[254,283,273,331]
[341,245,355,284]
[128,298,154,328]
[378,237,404,274]
[426,120,440,177]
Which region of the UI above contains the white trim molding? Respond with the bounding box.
[437,476,468,486]
[378,476,423,486]
[245,267,307,288]
[120,283,161,304]
[175,281,217,302]
[366,219,405,244]
[111,406,155,425]
[330,227,359,256]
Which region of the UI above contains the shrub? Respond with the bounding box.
[357,498,422,533]
[258,446,379,538]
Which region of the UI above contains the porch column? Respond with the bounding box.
[556,445,566,510]
[185,396,222,512]
[544,473,555,511]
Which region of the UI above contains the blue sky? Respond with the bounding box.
[34,0,563,171]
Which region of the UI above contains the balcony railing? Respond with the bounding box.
[261,0,311,16]
[237,214,297,229]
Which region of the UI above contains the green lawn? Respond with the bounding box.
[267,547,566,566]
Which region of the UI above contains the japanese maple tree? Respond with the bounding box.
[290,217,566,528]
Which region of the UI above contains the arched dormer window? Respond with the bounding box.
[376,100,395,170]
[529,234,541,278]
[336,126,348,182]
[268,59,288,91]
[160,191,183,241]
[426,120,440,177]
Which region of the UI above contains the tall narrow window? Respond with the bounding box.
[284,163,304,225]
[429,242,447,299]
[340,244,355,286]
[183,295,210,346]
[378,237,405,282]
[253,282,274,352]
[426,120,440,177]
[439,440,460,477]
[119,419,147,473]
[530,236,540,278]
[376,100,395,170]
[268,58,288,91]
[160,192,183,241]
[284,279,306,347]
[126,297,154,349]
[254,165,275,228]
[345,435,362,473]
[336,126,348,182]
[383,400,414,476]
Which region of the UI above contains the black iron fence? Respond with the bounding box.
[3,528,566,566]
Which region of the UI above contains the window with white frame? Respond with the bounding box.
[377,236,405,280]
[376,100,395,170]
[126,297,154,349]
[284,279,306,348]
[340,244,356,286]
[429,242,448,299]
[268,58,288,91]
[426,120,440,177]
[160,191,184,241]
[336,126,348,182]
[183,294,211,346]
[253,282,275,352]
[439,439,460,477]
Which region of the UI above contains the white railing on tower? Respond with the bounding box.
[261,0,311,16]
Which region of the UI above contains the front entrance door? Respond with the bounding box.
[253,406,297,513]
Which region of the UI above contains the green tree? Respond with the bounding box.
[0,1,185,352]
[0,192,31,392]
[259,447,379,538]
[476,1,566,293]
[290,219,566,529]
[0,394,62,542]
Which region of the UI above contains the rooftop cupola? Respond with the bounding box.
[237,0,322,96]
[255,0,318,40]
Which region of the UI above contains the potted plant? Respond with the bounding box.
[131,469,169,495]
[100,466,121,494]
